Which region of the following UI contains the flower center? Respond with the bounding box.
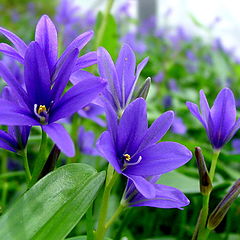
[37,105,47,114]
[34,104,48,124]
[121,153,142,171]
[123,154,131,161]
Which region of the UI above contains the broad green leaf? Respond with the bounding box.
[0,163,105,240]
[66,236,112,240]
[158,170,199,194]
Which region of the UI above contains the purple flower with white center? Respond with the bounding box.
[78,127,99,156]
[0,41,106,157]
[97,44,149,115]
[97,98,192,199]
[0,15,97,73]
[125,175,189,209]
[78,103,106,127]
[0,87,30,153]
[186,88,240,150]
[171,116,187,135]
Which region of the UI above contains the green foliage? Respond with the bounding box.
[0,164,105,240]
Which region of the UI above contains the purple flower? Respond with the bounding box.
[231,138,240,154]
[55,0,80,25]
[153,71,164,83]
[186,88,240,150]
[125,175,189,209]
[97,98,192,199]
[78,127,99,156]
[0,87,30,152]
[171,117,187,135]
[0,16,106,156]
[78,103,106,127]
[0,15,97,73]
[97,44,148,114]
[121,33,147,54]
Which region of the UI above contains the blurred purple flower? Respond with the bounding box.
[163,95,172,109]
[97,44,148,114]
[169,79,178,92]
[153,71,164,83]
[231,138,240,154]
[55,0,80,25]
[78,103,106,127]
[78,127,99,156]
[97,98,192,199]
[121,33,147,54]
[171,117,187,135]
[186,88,240,149]
[186,51,197,61]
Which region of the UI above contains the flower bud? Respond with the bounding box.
[135,77,151,100]
[207,179,240,230]
[39,144,60,179]
[195,147,212,195]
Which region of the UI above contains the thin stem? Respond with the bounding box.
[86,205,94,240]
[209,150,220,181]
[0,171,25,179]
[28,129,47,189]
[1,150,8,213]
[94,0,114,49]
[69,114,80,164]
[196,149,221,240]
[95,164,118,240]
[22,148,31,183]
[105,200,126,230]
[198,195,210,240]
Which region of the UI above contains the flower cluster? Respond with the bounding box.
[0,14,194,210]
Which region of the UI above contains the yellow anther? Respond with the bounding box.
[123,154,131,161]
[37,105,47,114]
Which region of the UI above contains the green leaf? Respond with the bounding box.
[158,170,199,194]
[65,236,112,240]
[0,163,105,240]
[94,12,119,59]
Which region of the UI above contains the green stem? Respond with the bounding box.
[21,148,31,183]
[86,205,94,240]
[28,129,47,189]
[94,0,114,49]
[0,171,25,179]
[1,150,8,213]
[196,149,220,240]
[209,150,220,181]
[95,164,118,240]
[105,200,126,230]
[69,114,80,164]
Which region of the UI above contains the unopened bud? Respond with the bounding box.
[136,77,151,100]
[39,144,61,179]
[195,147,212,195]
[207,179,240,230]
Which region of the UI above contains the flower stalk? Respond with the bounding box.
[21,148,31,184]
[95,164,119,240]
[28,129,47,189]
[196,149,220,240]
